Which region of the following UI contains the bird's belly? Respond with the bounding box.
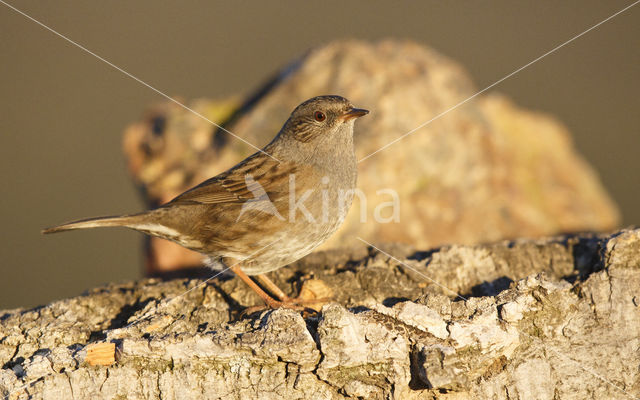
[236,187,353,275]
[238,214,347,275]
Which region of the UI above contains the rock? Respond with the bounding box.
[122,39,619,272]
[2,229,640,399]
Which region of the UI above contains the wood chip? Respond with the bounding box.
[298,279,333,311]
[85,342,116,366]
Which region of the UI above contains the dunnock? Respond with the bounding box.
[43,95,368,309]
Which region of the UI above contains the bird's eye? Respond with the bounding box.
[314,111,326,122]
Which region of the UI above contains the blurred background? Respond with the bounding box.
[1,1,638,309]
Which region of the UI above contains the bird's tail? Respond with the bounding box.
[42,213,149,235]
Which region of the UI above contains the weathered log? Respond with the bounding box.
[2,229,639,399]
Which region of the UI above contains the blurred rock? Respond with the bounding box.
[122,39,619,272]
[2,229,639,399]
[122,98,240,272]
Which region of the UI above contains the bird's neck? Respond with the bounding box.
[266,126,356,173]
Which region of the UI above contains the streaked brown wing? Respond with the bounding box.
[167,153,296,206]
[168,177,248,205]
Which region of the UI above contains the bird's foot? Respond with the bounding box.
[232,267,334,316]
[254,275,334,311]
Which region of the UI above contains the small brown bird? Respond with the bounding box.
[43,95,368,309]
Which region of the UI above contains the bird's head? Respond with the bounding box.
[281,95,368,143]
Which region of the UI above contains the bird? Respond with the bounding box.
[43,95,369,310]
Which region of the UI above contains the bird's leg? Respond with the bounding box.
[230,265,302,310]
[256,274,332,308]
[255,274,293,302]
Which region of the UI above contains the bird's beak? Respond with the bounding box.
[340,108,369,121]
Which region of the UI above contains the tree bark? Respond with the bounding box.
[2,229,639,399]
